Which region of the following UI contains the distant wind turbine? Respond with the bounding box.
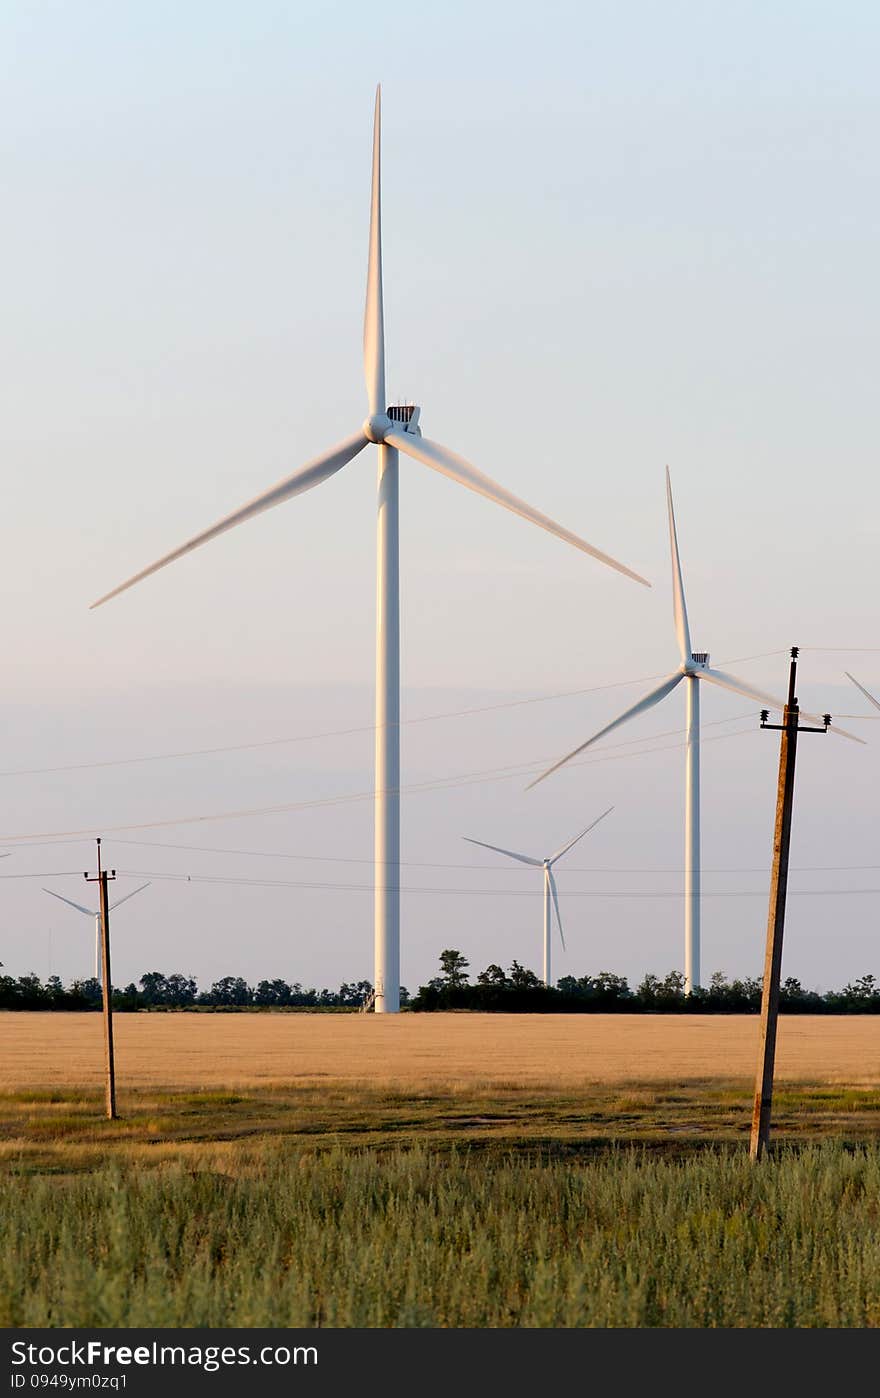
[464,808,613,986]
[89,87,649,1013]
[528,468,861,994]
[43,883,151,981]
[845,672,880,712]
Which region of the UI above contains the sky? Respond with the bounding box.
[1,1,879,996]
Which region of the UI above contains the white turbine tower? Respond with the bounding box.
[90,87,649,1013]
[43,883,151,981]
[845,672,880,712]
[463,808,613,986]
[529,468,859,994]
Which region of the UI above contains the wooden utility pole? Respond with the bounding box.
[85,838,118,1120]
[750,649,829,1161]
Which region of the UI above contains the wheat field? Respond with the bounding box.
[2,1011,879,1090]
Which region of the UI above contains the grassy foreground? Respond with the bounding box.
[2,1082,880,1327]
[3,1141,880,1327]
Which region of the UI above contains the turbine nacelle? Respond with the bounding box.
[684,651,710,675]
[363,405,422,444]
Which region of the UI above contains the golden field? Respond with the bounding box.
[2,1010,879,1091]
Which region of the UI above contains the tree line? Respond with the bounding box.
[408,949,880,1013]
[0,971,403,1011]
[3,953,880,1012]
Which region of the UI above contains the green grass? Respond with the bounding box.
[4,1080,880,1174]
[3,1143,880,1326]
[3,1083,880,1327]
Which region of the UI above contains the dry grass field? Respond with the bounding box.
[3,1011,880,1174]
[1,1010,879,1091]
[5,1012,880,1326]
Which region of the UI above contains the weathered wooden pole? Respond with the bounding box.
[750,649,829,1161]
[85,838,118,1120]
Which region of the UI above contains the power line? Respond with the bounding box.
[0,649,868,786]
[0,651,794,781]
[21,855,880,879]
[828,714,880,720]
[109,853,880,876]
[0,723,757,843]
[0,870,91,880]
[86,868,880,899]
[0,670,674,778]
[2,640,870,845]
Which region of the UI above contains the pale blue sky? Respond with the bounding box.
[1,2,879,995]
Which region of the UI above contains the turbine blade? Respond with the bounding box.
[701,667,865,744]
[91,431,368,608]
[699,666,787,712]
[548,805,614,865]
[363,85,386,416]
[43,888,92,917]
[846,672,880,713]
[548,869,566,952]
[527,671,684,789]
[818,720,865,744]
[109,882,151,912]
[462,836,542,867]
[386,429,650,587]
[666,466,691,663]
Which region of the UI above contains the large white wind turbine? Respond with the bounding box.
[529,468,860,994]
[43,883,151,981]
[90,88,649,1013]
[463,808,613,986]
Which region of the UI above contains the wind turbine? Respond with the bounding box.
[43,883,151,981]
[463,807,613,986]
[528,468,860,994]
[89,87,649,1013]
[845,672,880,712]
